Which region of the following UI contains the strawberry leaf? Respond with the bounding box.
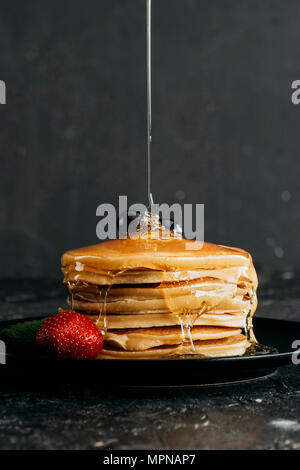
[0,318,48,354]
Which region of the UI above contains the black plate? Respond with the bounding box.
[0,316,299,386]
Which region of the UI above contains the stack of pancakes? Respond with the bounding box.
[61,235,257,358]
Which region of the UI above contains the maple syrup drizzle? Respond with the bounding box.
[67,281,75,311]
[146,0,153,206]
[96,270,128,337]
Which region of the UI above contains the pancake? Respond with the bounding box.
[100,334,248,359]
[62,237,256,273]
[63,265,256,286]
[70,290,254,315]
[87,312,246,329]
[58,310,247,329]
[105,326,242,350]
[61,234,258,358]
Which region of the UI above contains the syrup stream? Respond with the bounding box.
[146,0,153,206]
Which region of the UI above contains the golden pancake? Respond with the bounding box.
[63,265,256,287]
[100,334,247,358]
[62,238,255,272]
[105,326,242,350]
[89,312,246,329]
[69,293,255,317]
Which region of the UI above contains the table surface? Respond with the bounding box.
[0,272,299,450]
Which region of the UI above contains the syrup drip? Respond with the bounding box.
[244,309,251,341]
[178,318,196,353]
[71,291,74,311]
[97,285,108,334]
[67,281,75,311]
[96,269,129,336]
[175,304,207,355]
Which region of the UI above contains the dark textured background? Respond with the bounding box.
[0,0,299,277]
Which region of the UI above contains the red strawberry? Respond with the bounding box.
[36,311,103,359]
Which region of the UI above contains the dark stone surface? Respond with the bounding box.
[0,273,299,450]
[1,0,300,276]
